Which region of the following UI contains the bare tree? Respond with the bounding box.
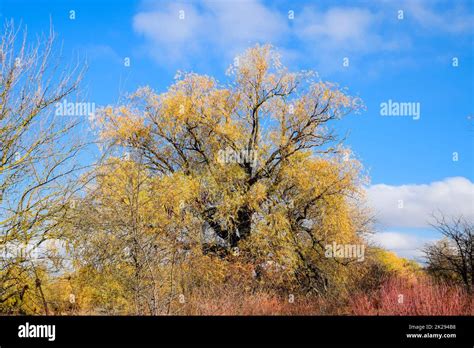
[423,214,473,292]
[0,20,84,313]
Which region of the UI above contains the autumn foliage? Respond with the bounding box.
[1,24,472,316]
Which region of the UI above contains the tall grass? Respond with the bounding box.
[181,290,325,315]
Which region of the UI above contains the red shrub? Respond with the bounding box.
[348,276,473,315]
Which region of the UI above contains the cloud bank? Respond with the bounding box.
[366,177,474,229]
[133,0,287,65]
[132,0,473,67]
[367,177,474,260]
[369,231,433,261]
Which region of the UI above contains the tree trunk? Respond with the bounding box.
[203,205,253,250]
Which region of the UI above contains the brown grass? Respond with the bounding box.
[180,289,327,315]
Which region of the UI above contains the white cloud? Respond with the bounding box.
[369,231,433,260]
[366,177,474,229]
[133,3,206,63]
[371,231,418,250]
[132,1,472,69]
[132,0,287,65]
[297,7,377,49]
[132,2,400,68]
[292,6,406,74]
[403,0,474,34]
[205,0,286,47]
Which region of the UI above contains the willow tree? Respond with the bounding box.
[97,45,369,293]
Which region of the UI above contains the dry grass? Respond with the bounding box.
[180,289,327,315]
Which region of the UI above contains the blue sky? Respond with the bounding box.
[1,0,473,261]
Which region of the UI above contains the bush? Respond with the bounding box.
[348,276,473,315]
